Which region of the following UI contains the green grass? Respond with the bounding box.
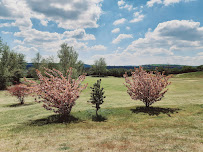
[0,73,203,152]
[175,71,203,78]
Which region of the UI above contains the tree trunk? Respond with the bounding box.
[96,109,98,117]
[96,104,100,117]
[20,97,24,104]
[145,102,149,108]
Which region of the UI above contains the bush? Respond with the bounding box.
[24,68,87,116]
[7,84,30,104]
[124,67,171,107]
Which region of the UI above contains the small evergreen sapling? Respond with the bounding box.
[88,79,106,116]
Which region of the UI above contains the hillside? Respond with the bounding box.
[175,71,203,78]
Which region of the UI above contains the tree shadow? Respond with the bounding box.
[28,114,80,126]
[7,103,34,107]
[130,106,180,117]
[92,115,107,122]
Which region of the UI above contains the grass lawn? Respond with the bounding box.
[0,73,202,152]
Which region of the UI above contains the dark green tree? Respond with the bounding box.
[91,58,107,76]
[88,79,106,116]
[0,38,26,89]
[30,52,42,78]
[197,65,203,71]
[58,43,84,78]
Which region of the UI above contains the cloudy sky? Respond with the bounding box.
[0,0,203,65]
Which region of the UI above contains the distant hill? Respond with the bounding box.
[26,63,194,70]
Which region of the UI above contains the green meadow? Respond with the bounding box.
[0,72,202,152]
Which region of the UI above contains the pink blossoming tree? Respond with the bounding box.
[123,67,171,107]
[24,68,87,116]
[7,84,30,104]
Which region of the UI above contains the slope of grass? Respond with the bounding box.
[175,71,203,78]
[0,76,202,152]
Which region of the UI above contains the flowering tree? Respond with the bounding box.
[7,84,30,104]
[123,67,171,107]
[24,68,87,116]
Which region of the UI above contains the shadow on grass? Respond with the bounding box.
[7,103,34,107]
[29,114,80,126]
[130,106,180,117]
[92,115,107,122]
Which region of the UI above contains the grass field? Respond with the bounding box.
[0,72,203,152]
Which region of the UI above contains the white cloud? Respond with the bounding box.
[112,34,133,44]
[14,28,96,48]
[163,0,182,6]
[13,45,38,53]
[147,0,162,7]
[197,52,203,56]
[126,20,203,55]
[126,26,130,30]
[0,0,103,30]
[63,29,95,40]
[130,11,145,23]
[113,18,126,25]
[118,0,135,11]
[118,0,125,6]
[13,39,24,44]
[120,4,133,11]
[12,28,106,57]
[146,0,195,7]
[89,45,107,51]
[111,28,120,33]
[1,31,12,34]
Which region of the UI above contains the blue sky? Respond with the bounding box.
[0,0,203,65]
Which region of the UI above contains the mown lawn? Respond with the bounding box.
[0,73,202,152]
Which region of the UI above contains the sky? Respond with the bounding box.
[0,0,203,66]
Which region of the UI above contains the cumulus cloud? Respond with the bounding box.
[62,29,95,40]
[197,52,203,56]
[112,34,133,44]
[146,0,195,7]
[130,11,145,23]
[118,0,136,11]
[1,31,12,34]
[13,45,38,53]
[0,0,103,30]
[111,28,120,33]
[126,26,131,30]
[147,0,162,7]
[126,20,203,55]
[89,45,107,51]
[13,28,105,55]
[113,18,127,25]
[118,0,125,6]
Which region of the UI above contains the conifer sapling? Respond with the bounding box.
[88,79,106,116]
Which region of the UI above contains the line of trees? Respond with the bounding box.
[86,60,203,77]
[0,38,26,90]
